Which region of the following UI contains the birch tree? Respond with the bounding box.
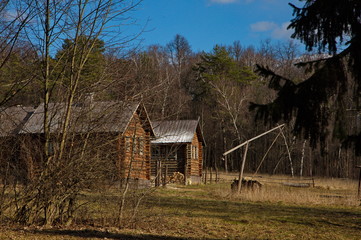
[194,45,256,171]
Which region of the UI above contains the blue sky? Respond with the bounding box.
[130,0,301,52]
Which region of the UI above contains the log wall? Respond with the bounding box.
[151,145,186,176]
[187,132,202,177]
[151,133,204,181]
[119,112,151,180]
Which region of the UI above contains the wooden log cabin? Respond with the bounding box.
[17,101,154,186]
[151,120,205,185]
[0,106,35,182]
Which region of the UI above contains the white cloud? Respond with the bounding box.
[209,0,239,4]
[250,21,278,32]
[250,21,292,40]
[207,0,262,5]
[271,22,292,39]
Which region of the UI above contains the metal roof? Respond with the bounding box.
[20,101,152,135]
[151,120,204,144]
[0,106,35,137]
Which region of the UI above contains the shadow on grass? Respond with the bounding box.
[30,229,202,240]
[29,228,265,240]
[146,194,361,231]
[26,191,361,239]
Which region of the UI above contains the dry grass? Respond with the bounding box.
[213,172,359,206]
[1,174,360,240]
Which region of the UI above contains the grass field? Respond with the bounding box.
[1,174,360,240]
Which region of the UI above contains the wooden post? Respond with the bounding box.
[223,124,285,189]
[156,160,161,187]
[163,164,168,187]
[210,167,213,183]
[237,141,249,194]
[309,147,313,178]
[215,165,219,182]
[312,177,315,188]
[204,166,207,184]
[184,157,188,185]
[357,166,361,199]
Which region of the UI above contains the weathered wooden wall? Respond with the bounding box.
[187,132,202,177]
[0,136,31,183]
[151,133,204,182]
[17,117,151,183]
[150,145,186,177]
[119,112,151,180]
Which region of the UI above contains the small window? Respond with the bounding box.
[152,146,160,156]
[48,141,54,156]
[139,137,144,156]
[125,137,131,152]
[187,145,192,159]
[191,145,198,159]
[133,137,138,154]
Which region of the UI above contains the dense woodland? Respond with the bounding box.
[0,0,361,227]
[1,3,360,179]
[2,32,360,179]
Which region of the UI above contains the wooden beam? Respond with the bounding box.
[223,124,285,156]
[254,130,282,175]
[357,165,361,199]
[237,141,249,194]
[279,128,294,177]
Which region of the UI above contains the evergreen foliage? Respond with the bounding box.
[250,0,361,154]
[0,43,39,105]
[55,36,106,93]
[192,45,256,102]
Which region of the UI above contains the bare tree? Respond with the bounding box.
[166,34,192,86]
[228,40,242,62]
[4,0,145,226]
[0,0,36,106]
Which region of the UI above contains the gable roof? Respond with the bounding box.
[0,106,35,137]
[151,120,205,145]
[20,101,154,136]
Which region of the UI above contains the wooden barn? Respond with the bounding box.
[0,106,35,182]
[151,120,205,185]
[17,101,154,185]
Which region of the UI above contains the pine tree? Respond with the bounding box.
[250,0,361,154]
[55,36,106,95]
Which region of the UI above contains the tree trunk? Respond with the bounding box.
[300,140,307,177]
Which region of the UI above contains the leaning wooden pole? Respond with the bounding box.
[223,124,285,157]
[223,124,286,194]
[279,128,294,177]
[237,141,249,194]
[254,131,282,176]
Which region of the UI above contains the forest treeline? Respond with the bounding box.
[1,0,360,181]
[2,32,359,179]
